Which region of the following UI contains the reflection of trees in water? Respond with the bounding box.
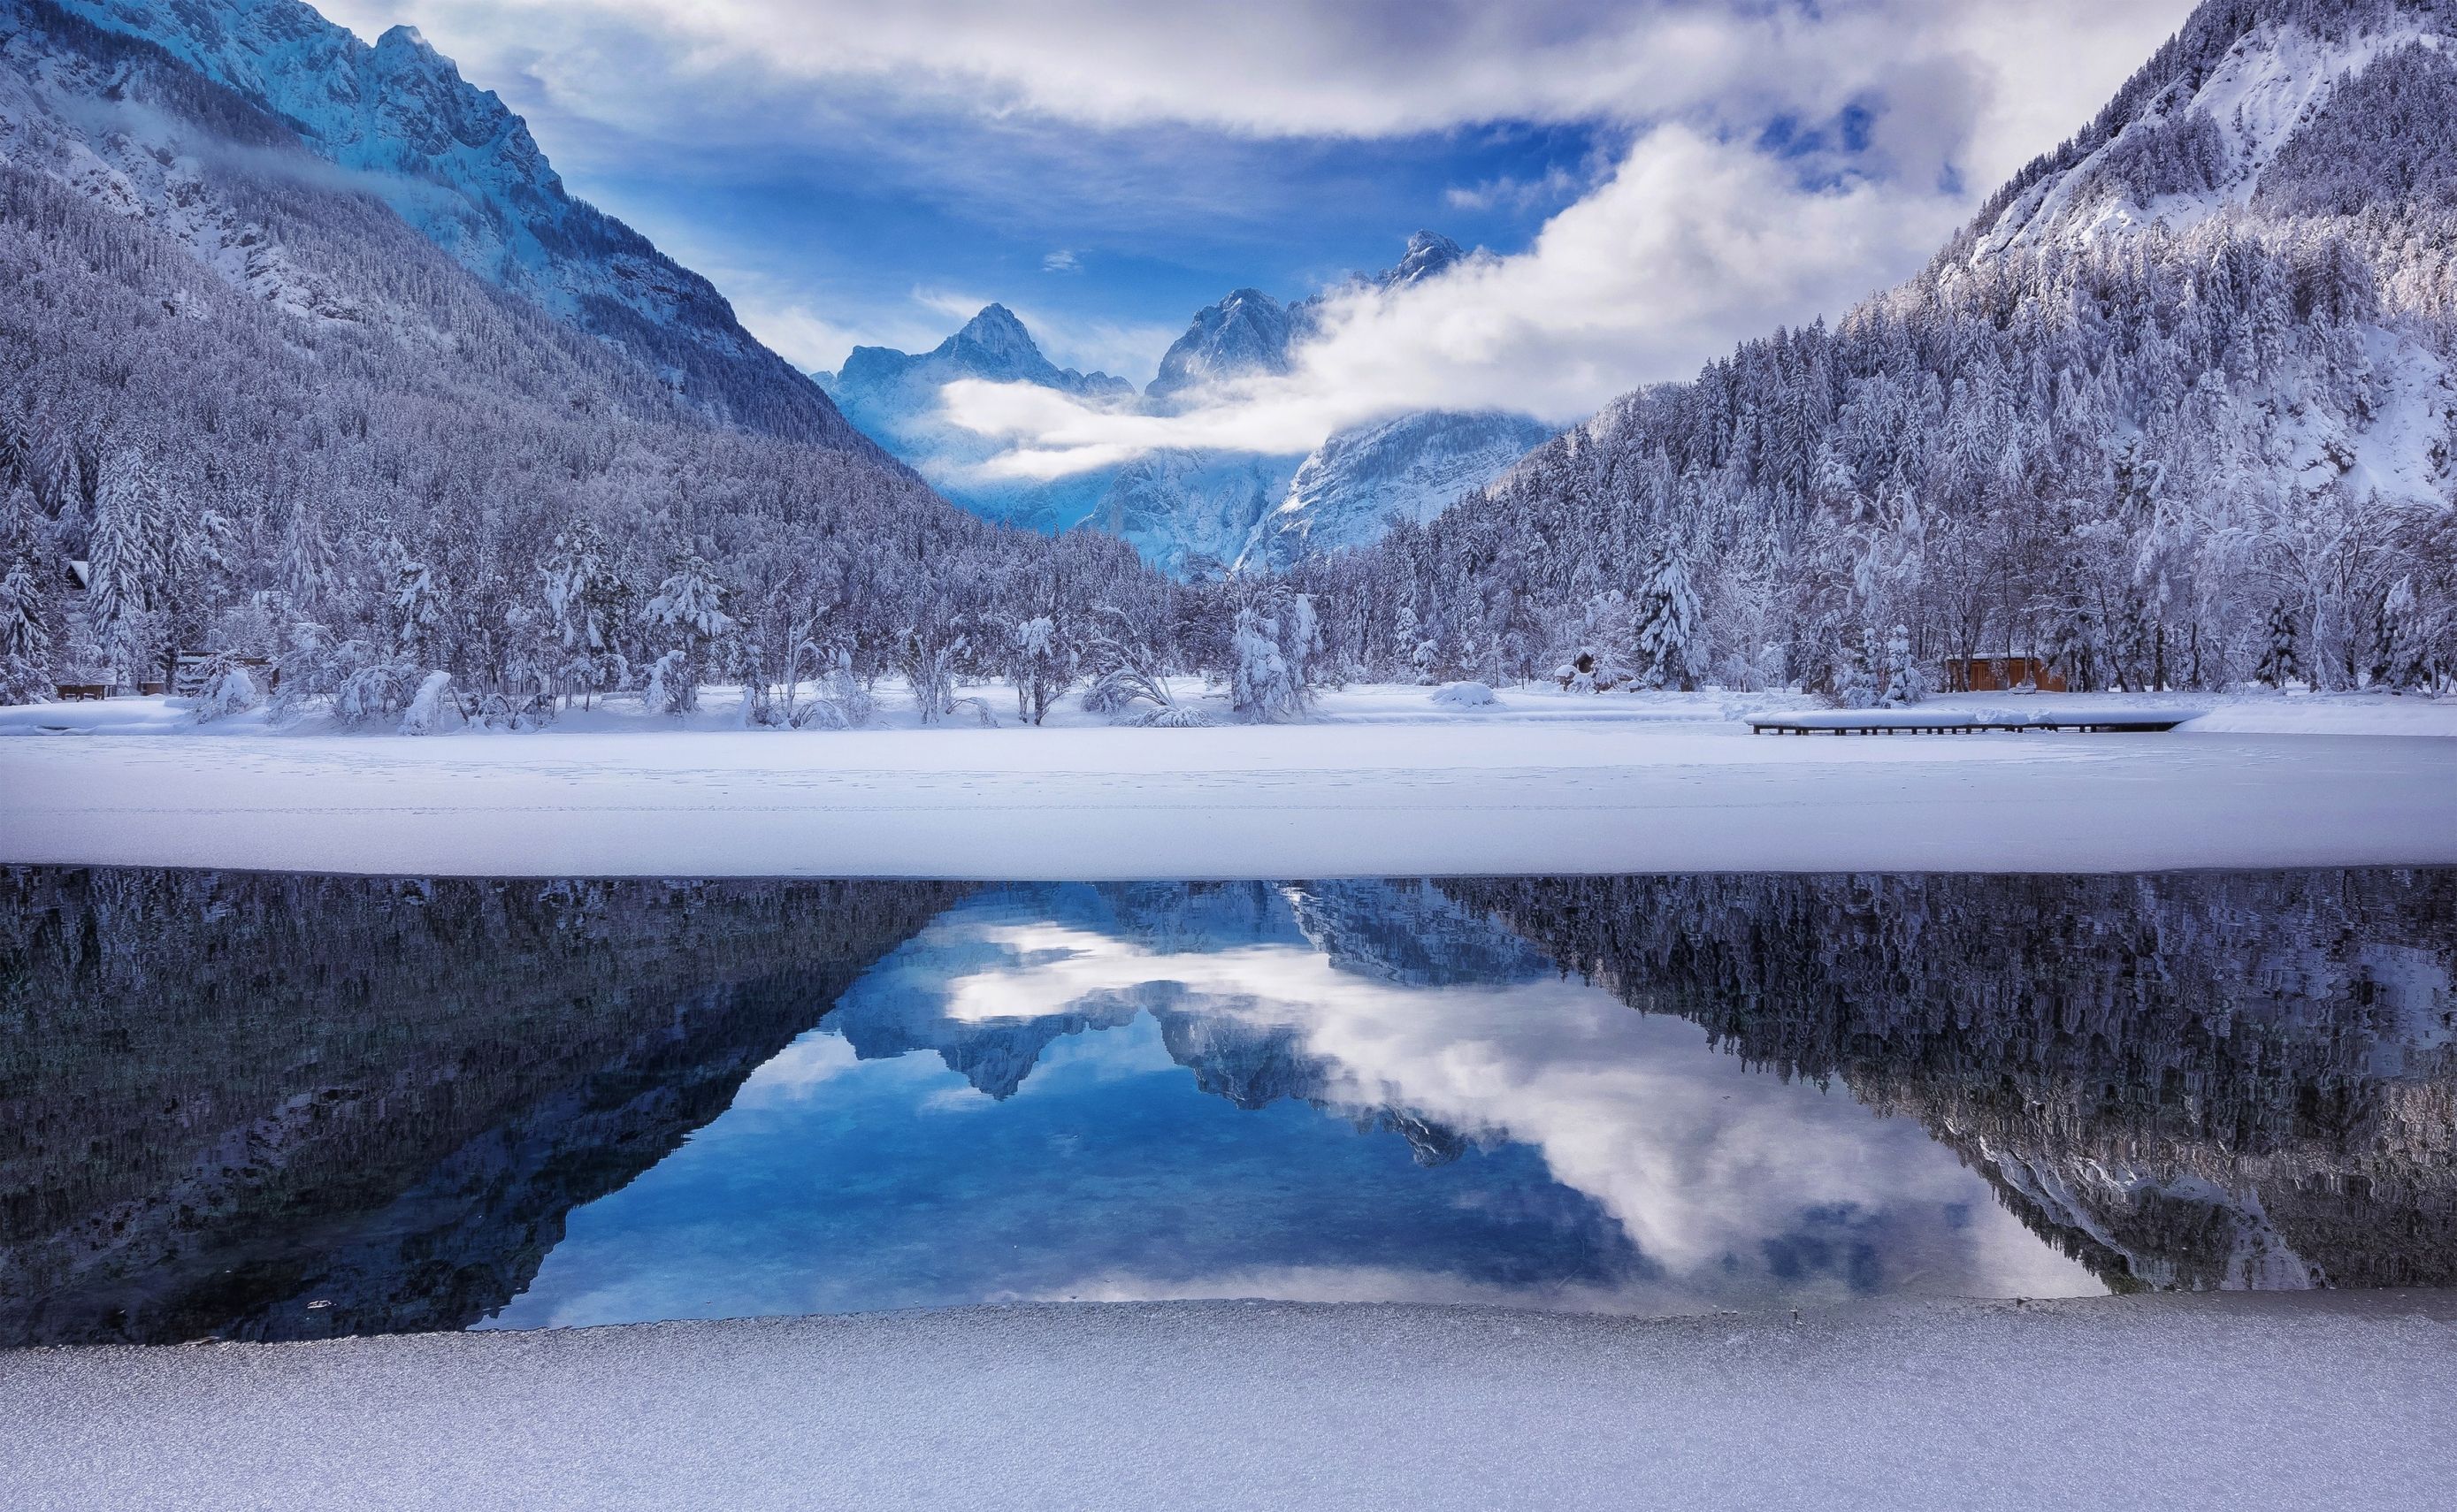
[0,868,963,1345]
[5,868,2451,1345]
[1443,872,2457,1292]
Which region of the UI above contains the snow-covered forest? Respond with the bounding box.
[1294,0,2457,698]
[3,0,2455,730]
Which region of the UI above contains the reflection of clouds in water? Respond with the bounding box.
[996,1264,1688,1314]
[920,1085,999,1114]
[833,890,2099,1306]
[732,1031,864,1104]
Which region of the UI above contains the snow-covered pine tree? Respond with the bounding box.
[1231,601,1306,722]
[1634,547,1703,691]
[86,449,165,687]
[1838,627,1881,708]
[2370,577,2431,691]
[281,500,336,618]
[389,542,447,666]
[1390,603,1420,681]
[1880,623,1928,706]
[2255,599,2302,689]
[640,553,734,716]
[541,523,630,708]
[0,483,52,704]
[0,553,53,704]
[29,419,80,519]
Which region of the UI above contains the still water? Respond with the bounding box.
[4,868,2453,1344]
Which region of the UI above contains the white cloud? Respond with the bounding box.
[328,2,2189,183]
[946,123,1968,475]
[1042,248,1083,273]
[319,1,2199,463]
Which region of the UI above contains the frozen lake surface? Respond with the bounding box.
[5,867,2453,1345]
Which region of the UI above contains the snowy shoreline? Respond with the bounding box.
[2,689,2453,878]
[9,1292,2453,1511]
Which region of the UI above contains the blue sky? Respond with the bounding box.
[571,108,1617,380]
[319,1,2193,433]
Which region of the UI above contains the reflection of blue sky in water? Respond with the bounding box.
[486,885,2096,1328]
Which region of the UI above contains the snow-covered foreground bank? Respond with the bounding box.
[7,1294,2452,1511]
[1,694,2453,876]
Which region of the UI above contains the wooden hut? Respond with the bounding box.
[1941,654,2066,693]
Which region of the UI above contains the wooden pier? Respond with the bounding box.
[1747,710,2196,737]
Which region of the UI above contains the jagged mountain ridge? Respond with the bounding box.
[821,232,1550,574]
[45,0,877,450]
[822,303,1133,533]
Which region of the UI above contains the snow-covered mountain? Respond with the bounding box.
[1242,409,1557,571]
[823,231,1547,574]
[821,304,1133,532]
[0,0,1144,714]
[1335,0,2457,694]
[1147,287,1302,402]
[43,0,873,448]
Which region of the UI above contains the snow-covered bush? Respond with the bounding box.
[397,670,458,735]
[1082,605,1183,724]
[1432,681,1499,708]
[189,657,259,723]
[641,649,691,717]
[333,657,415,729]
[1125,704,1216,729]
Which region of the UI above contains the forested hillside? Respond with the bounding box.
[0,0,1171,724]
[1301,0,2457,699]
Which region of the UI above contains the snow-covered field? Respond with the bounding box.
[1,684,2451,877]
[7,1293,2452,1512]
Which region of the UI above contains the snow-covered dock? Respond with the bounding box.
[5,1294,2452,1512]
[1748,708,2199,736]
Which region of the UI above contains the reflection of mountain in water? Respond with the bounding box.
[1443,873,2457,1292]
[0,869,961,1344]
[824,880,1530,1162]
[6,867,2451,1343]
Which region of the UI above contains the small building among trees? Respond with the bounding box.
[1941,654,2067,693]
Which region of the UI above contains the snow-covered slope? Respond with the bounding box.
[44,0,872,448]
[1244,410,1555,570]
[821,304,1133,531]
[1096,448,1303,577]
[1359,0,2457,693]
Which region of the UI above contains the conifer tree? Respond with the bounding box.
[2256,599,2302,689]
